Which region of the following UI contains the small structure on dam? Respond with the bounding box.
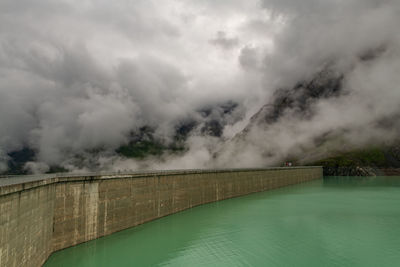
[0,167,322,267]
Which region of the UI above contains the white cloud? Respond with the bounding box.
[1,0,399,172]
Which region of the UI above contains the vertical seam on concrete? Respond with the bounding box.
[0,167,322,267]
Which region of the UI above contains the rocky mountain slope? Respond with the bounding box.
[2,101,241,175]
[217,57,400,175]
[309,146,400,176]
[4,60,399,176]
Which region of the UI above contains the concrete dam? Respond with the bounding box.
[0,167,322,267]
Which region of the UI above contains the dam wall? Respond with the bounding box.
[0,167,322,267]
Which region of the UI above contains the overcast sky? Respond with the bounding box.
[1,0,399,172]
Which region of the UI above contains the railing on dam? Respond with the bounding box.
[0,167,322,267]
[0,166,321,187]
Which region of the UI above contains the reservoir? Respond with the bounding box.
[44,177,400,267]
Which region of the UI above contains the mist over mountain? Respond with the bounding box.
[1,0,399,174]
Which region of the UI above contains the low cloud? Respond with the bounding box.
[210,31,239,50]
[216,0,400,166]
[1,0,399,172]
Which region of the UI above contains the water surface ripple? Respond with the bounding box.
[44,177,400,267]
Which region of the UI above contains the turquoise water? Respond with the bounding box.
[44,177,400,267]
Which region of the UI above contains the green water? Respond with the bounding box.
[44,177,400,267]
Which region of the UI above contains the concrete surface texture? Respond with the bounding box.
[0,167,322,267]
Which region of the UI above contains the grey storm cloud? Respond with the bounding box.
[0,0,399,172]
[215,0,400,167]
[0,0,266,172]
[210,31,239,50]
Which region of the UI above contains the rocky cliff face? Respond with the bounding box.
[215,66,347,167]
[246,67,343,129]
[217,60,400,176]
[323,166,378,176]
[2,101,242,174]
[315,145,400,176]
[323,166,400,176]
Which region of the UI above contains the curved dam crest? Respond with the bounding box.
[0,167,322,267]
